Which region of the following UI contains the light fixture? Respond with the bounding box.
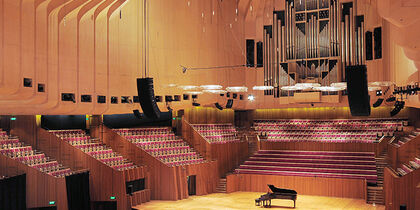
[185,91,203,95]
[281,86,299,91]
[368,86,381,92]
[200,85,222,90]
[247,95,255,101]
[295,83,321,88]
[252,86,274,91]
[203,89,227,94]
[369,81,394,87]
[226,86,248,93]
[330,82,347,88]
[178,85,199,90]
[312,86,343,92]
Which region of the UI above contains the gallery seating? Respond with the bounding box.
[392,128,420,147]
[114,127,205,167]
[235,150,378,184]
[192,124,240,144]
[0,131,72,177]
[50,130,137,171]
[395,157,420,176]
[254,119,408,143]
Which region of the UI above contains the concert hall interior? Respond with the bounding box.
[0,0,419,209]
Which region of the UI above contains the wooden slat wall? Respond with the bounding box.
[252,106,409,120]
[92,125,219,200]
[384,168,420,210]
[226,174,366,199]
[0,154,68,210]
[36,128,143,210]
[416,183,420,210]
[183,107,234,124]
[388,135,420,170]
[182,119,248,176]
[260,141,376,153]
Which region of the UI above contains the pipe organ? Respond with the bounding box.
[263,0,366,97]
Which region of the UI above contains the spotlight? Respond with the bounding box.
[226,99,233,108]
[233,93,238,99]
[372,98,384,108]
[214,103,223,110]
[192,102,201,106]
[376,90,382,96]
[247,95,255,101]
[390,101,405,117]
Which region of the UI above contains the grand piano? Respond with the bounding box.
[255,185,297,208]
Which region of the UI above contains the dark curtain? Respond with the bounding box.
[0,174,26,210]
[65,172,91,210]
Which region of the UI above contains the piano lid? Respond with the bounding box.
[268,185,297,194]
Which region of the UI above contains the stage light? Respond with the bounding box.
[376,90,383,96]
[248,95,255,101]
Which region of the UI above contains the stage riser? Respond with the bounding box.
[227,174,366,199]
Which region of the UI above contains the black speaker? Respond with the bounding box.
[374,27,382,59]
[226,99,233,109]
[372,98,384,108]
[256,41,263,67]
[246,39,255,67]
[346,65,371,116]
[365,31,373,61]
[137,78,161,119]
[215,103,223,110]
[399,205,406,210]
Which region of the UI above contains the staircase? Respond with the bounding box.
[215,177,227,193]
[367,152,387,205]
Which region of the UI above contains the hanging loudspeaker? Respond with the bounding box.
[137,78,161,119]
[346,65,371,116]
[226,99,233,109]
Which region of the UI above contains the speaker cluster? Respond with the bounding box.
[393,83,419,96]
[390,100,405,117]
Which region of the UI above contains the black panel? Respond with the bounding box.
[374,27,382,59]
[232,93,238,99]
[0,174,26,210]
[173,95,181,101]
[365,31,373,60]
[165,95,173,102]
[62,93,75,102]
[41,115,86,130]
[125,178,145,194]
[65,172,91,210]
[81,95,92,103]
[183,94,189,100]
[137,78,161,119]
[23,78,32,87]
[256,41,263,67]
[38,83,45,92]
[103,112,171,128]
[215,103,223,110]
[155,96,163,102]
[97,95,106,104]
[110,96,118,104]
[133,96,140,103]
[246,39,255,67]
[133,109,143,119]
[346,65,371,116]
[121,96,130,103]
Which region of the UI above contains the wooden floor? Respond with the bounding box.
[134,192,385,210]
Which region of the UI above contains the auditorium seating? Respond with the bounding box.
[192,124,240,144]
[391,128,420,147]
[50,130,137,171]
[395,157,420,176]
[235,150,378,184]
[114,128,205,167]
[0,131,72,177]
[254,118,408,143]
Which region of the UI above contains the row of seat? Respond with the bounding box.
[114,128,205,167]
[50,130,138,171]
[235,150,378,184]
[392,128,420,147]
[192,124,241,144]
[254,118,407,124]
[0,132,72,178]
[395,157,420,176]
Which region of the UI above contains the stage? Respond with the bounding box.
[134,192,384,210]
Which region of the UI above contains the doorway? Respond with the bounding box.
[187,175,196,196]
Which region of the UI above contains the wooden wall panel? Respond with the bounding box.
[260,141,376,153]
[384,168,420,210]
[182,118,248,177]
[10,115,38,147]
[0,154,68,210]
[36,128,137,210]
[183,107,235,124]
[91,124,218,200]
[387,135,420,170]
[226,173,366,199]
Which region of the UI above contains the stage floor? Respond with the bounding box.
[134,192,385,210]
